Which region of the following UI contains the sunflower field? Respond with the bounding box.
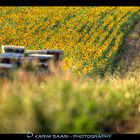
[0,7,140,75]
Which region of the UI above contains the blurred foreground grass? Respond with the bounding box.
[0,69,140,133]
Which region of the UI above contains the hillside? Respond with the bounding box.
[121,21,140,74]
[0,7,140,75]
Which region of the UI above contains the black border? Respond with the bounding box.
[0,0,139,139]
[0,0,140,6]
[0,134,140,140]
